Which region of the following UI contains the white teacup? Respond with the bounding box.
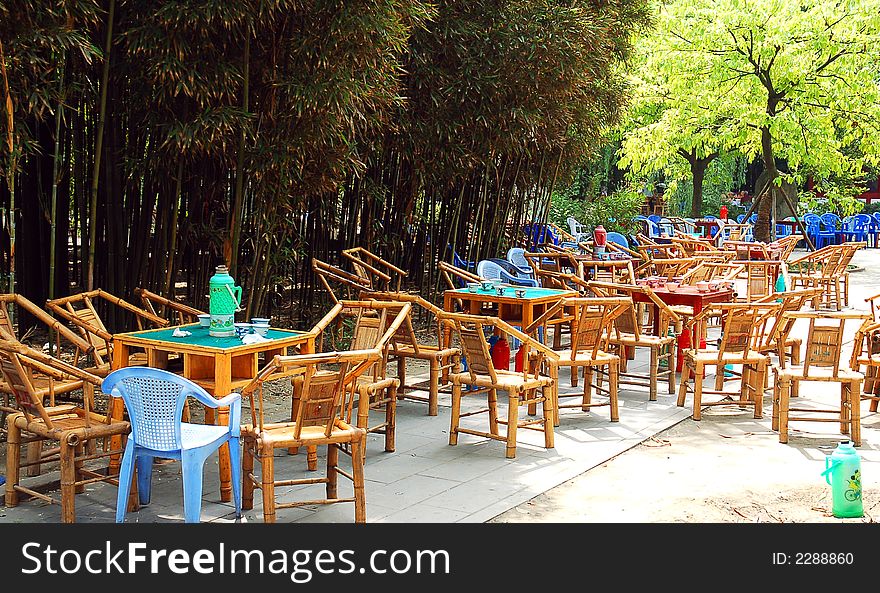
[197,314,211,328]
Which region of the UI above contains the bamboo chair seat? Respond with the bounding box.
[774,366,863,382]
[448,369,551,390]
[241,418,362,447]
[685,349,768,365]
[553,349,619,365]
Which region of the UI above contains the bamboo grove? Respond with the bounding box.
[0,0,651,331]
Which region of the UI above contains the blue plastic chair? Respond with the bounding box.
[103,367,242,523]
[803,213,834,249]
[478,259,539,287]
[775,217,793,238]
[840,215,868,244]
[506,247,535,279]
[523,222,559,250]
[605,231,629,249]
[820,212,841,244]
[447,244,476,271]
[736,214,746,223]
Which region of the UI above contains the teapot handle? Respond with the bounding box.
[225,284,244,311]
[821,458,840,485]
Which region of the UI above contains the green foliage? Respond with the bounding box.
[665,153,748,217]
[548,182,642,234]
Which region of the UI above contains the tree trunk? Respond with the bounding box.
[755,125,777,243]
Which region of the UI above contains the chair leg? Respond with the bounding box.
[487,388,499,436]
[667,341,677,394]
[850,380,862,447]
[228,437,242,518]
[505,390,520,459]
[259,443,276,523]
[385,382,397,453]
[428,358,440,417]
[649,346,658,401]
[609,361,619,422]
[115,440,136,523]
[449,381,462,446]
[692,363,704,421]
[242,436,255,511]
[136,454,154,505]
[542,384,554,449]
[59,437,77,523]
[677,360,691,408]
[181,450,209,523]
[350,438,366,523]
[582,367,593,410]
[326,441,338,500]
[5,418,21,508]
[778,379,791,443]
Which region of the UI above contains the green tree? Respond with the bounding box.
[620,0,880,241]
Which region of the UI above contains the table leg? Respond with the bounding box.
[523,305,538,416]
[213,354,233,503]
[441,293,454,384]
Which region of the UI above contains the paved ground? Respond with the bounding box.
[1,246,878,524]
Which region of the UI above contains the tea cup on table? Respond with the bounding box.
[197,313,211,328]
[696,281,710,293]
[481,280,494,291]
[467,282,480,293]
[234,322,252,339]
[496,286,506,297]
[251,320,270,337]
[665,282,679,292]
[515,288,526,298]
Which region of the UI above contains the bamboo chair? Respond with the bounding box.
[240,350,380,523]
[439,312,557,459]
[439,260,484,291]
[771,311,870,445]
[309,300,412,460]
[523,251,579,276]
[776,233,803,261]
[342,247,408,292]
[2,339,131,523]
[45,289,167,374]
[312,257,373,304]
[0,294,99,422]
[527,297,629,424]
[788,243,863,310]
[634,234,681,260]
[135,287,205,325]
[754,288,824,380]
[677,303,780,421]
[359,291,460,416]
[634,257,696,280]
[851,318,880,414]
[587,282,679,401]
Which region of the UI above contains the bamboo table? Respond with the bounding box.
[573,256,637,284]
[441,286,576,379]
[111,323,315,503]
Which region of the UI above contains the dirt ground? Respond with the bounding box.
[490,400,880,524]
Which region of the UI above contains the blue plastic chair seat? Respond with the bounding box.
[181,424,231,449]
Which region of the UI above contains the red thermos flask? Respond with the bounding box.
[594,225,607,247]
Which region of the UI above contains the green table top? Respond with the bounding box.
[120,323,309,350]
[449,286,573,300]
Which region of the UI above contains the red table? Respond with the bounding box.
[631,285,735,358]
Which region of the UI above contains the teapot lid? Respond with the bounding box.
[215,264,229,274]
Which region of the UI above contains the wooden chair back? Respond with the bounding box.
[242,350,381,435]
[438,260,483,291]
[454,318,499,385]
[587,281,680,338]
[312,258,373,304]
[695,304,780,362]
[135,287,204,325]
[46,289,167,367]
[342,247,408,292]
[0,339,103,427]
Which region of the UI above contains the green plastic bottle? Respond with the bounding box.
[821,440,863,518]
[208,264,243,337]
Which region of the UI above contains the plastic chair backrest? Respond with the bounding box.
[820,212,840,229]
[102,367,198,452]
[736,214,745,223]
[605,231,629,249]
[647,214,662,223]
[507,247,529,271]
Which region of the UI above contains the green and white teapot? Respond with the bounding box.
[208,265,243,337]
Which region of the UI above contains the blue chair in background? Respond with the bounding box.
[803,213,835,249]
[605,231,629,249]
[736,214,746,223]
[477,259,539,287]
[506,247,536,279]
[775,217,794,238]
[634,215,662,238]
[103,367,242,523]
[840,215,869,244]
[855,213,876,247]
[524,222,561,249]
[820,212,841,244]
[447,244,476,271]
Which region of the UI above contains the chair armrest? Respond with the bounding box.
[196,392,242,437]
